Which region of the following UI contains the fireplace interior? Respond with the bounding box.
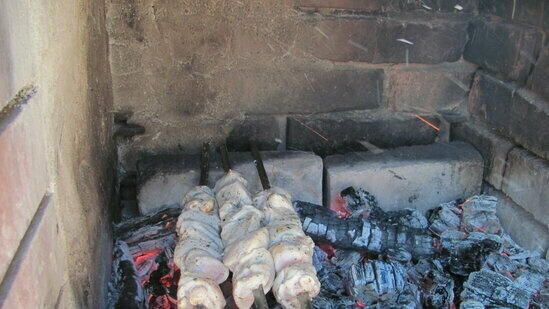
[1,0,548,308]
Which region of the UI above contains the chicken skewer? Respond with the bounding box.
[250,144,319,309]
[174,143,229,309]
[214,144,274,309]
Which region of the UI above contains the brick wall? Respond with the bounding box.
[453,0,549,252]
[0,0,115,308]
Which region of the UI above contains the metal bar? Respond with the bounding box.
[252,285,269,309]
[250,143,271,190]
[199,142,210,186]
[219,143,231,173]
[297,292,312,309]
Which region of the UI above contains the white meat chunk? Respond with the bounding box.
[177,275,226,309]
[223,228,270,270]
[179,249,229,284]
[177,209,221,234]
[215,180,253,207]
[270,239,314,272]
[232,248,276,309]
[253,187,292,211]
[177,222,224,251]
[174,246,221,267]
[267,220,306,245]
[182,186,216,212]
[220,205,264,246]
[272,263,321,309]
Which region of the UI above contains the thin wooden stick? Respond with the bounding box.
[199,142,210,186]
[252,284,269,309]
[250,143,271,190]
[297,292,312,309]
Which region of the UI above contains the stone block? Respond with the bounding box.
[294,0,384,11]
[501,148,549,227]
[286,110,440,157]
[231,65,384,114]
[297,17,468,64]
[295,0,478,13]
[479,0,515,19]
[452,120,515,189]
[482,184,549,254]
[325,141,483,213]
[137,151,322,215]
[470,71,549,160]
[0,197,65,308]
[0,103,48,282]
[464,19,542,84]
[388,61,476,113]
[528,44,549,102]
[226,116,284,151]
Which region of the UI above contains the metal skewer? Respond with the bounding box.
[199,142,210,186]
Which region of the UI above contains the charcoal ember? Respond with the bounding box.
[428,201,462,236]
[460,269,536,309]
[340,186,380,218]
[109,240,145,309]
[459,299,486,309]
[311,290,356,309]
[312,246,329,272]
[407,259,455,308]
[294,201,436,259]
[346,260,408,306]
[461,196,502,235]
[332,249,363,268]
[385,248,413,264]
[384,208,429,229]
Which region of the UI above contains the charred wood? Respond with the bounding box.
[111,240,145,309]
[294,201,436,259]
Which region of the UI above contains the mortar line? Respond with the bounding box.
[0,193,52,307]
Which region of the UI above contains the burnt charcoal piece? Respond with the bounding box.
[461,195,502,235]
[294,201,436,259]
[111,240,145,309]
[428,200,462,235]
[408,259,455,309]
[346,260,407,305]
[340,186,379,217]
[439,231,503,276]
[461,269,536,308]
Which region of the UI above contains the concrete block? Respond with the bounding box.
[514,0,545,27]
[388,61,476,113]
[0,103,48,282]
[464,19,542,84]
[470,71,549,160]
[501,148,549,227]
[483,184,549,254]
[226,115,284,151]
[452,120,515,189]
[325,142,483,214]
[0,197,65,308]
[137,151,322,215]
[287,110,440,157]
[234,65,384,114]
[297,16,468,64]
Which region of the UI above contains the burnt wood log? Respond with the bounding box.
[294,201,436,259]
[460,269,536,309]
[111,240,145,309]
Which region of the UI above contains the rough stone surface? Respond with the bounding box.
[452,120,515,190]
[514,0,545,27]
[387,61,476,113]
[0,103,48,282]
[296,0,478,13]
[501,148,549,227]
[287,110,440,157]
[464,19,542,84]
[528,42,549,102]
[0,199,65,309]
[137,151,323,215]
[324,142,484,213]
[226,115,284,151]
[470,71,549,160]
[483,184,549,254]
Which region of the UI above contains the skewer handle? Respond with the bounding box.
[199,142,210,186]
[297,292,312,309]
[219,143,231,173]
[251,143,271,190]
[252,285,269,309]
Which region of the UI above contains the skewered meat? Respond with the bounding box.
[272,263,321,309]
[254,188,320,308]
[214,170,275,309]
[174,186,228,308]
[177,275,226,309]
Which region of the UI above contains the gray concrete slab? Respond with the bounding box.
[325,142,483,214]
